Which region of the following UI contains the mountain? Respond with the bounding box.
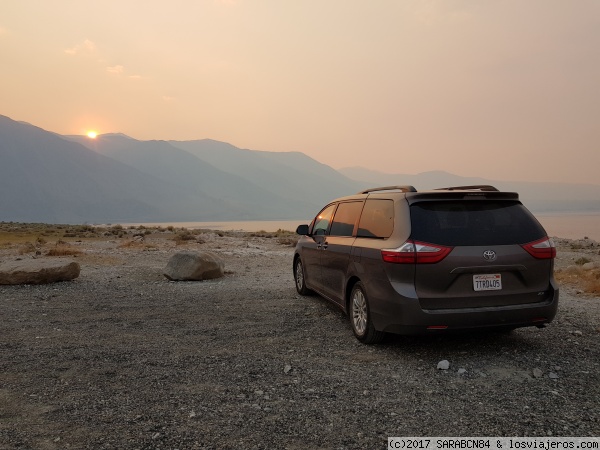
[0,115,179,223]
[2,111,597,224]
[0,114,360,223]
[66,134,314,220]
[0,115,277,223]
[169,139,362,208]
[339,167,600,213]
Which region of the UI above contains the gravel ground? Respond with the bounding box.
[0,232,598,449]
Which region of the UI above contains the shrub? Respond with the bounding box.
[46,242,82,256]
[172,232,196,245]
[18,242,36,255]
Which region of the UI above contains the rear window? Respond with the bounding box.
[357,199,394,238]
[410,201,546,246]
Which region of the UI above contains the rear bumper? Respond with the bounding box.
[370,281,559,336]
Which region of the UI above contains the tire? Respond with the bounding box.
[349,282,385,344]
[294,257,312,296]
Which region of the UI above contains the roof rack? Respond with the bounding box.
[358,185,417,194]
[435,185,499,192]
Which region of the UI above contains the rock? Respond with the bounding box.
[582,262,596,270]
[163,251,224,281]
[532,368,543,378]
[437,360,450,370]
[548,372,559,379]
[284,364,292,374]
[457,368,467,375]
[572,330,583,336]
[0,259,80,285]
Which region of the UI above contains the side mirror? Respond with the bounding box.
[296,224,310,235]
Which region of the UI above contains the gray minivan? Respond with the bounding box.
[293,185,559,344]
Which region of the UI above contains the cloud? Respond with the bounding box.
[162,95,175,102]
[129,75,142,80]
[106,65,124,74]
[64,39,96,55]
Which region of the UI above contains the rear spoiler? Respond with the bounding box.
[406,190,519,204]
[434,185,499,192]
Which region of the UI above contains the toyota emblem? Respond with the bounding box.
[483,250,497,261]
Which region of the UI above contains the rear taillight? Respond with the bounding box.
[521,237,556,259]
[381,240,453,264]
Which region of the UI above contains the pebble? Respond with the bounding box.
[532,368,543,378]
[437,360,450,370]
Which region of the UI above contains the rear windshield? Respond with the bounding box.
[410,201,546,246]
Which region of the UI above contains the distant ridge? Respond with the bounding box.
[339,167,600,213]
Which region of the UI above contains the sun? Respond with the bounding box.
[86,130,98,139]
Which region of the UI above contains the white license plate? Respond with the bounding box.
[473,274,502,291]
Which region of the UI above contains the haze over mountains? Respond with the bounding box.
[1,114,599,224]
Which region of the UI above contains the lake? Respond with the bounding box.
[122,213,600,242]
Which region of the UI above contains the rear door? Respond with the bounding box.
[409,200,554,310]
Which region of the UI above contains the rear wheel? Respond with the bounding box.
[294,257,312,295]
[350,282,385,344]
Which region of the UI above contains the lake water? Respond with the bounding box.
[535,213,600,241]
[122,213,600,242]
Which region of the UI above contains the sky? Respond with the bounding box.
[1,1,599,185]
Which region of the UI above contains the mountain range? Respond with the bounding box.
[1,114,599,224]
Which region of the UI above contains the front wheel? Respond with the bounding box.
[294,257,312,296]
[350,282,385,344]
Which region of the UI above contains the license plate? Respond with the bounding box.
[473,274,502,291]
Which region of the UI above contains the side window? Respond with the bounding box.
[329,201,364,237]
[357,199,394,238]
[312,204,336,235]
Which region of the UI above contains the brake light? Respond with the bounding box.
[521,237,556,259]
[381,240,453,264]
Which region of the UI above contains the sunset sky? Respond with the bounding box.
[1,1,598,185]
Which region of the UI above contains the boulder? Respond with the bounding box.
[0,258,80,285]
[163,251,224,281]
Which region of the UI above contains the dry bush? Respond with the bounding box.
[46,243,82,256]
[18,242,36,255]
[555,267,600,295]
[172,232,196,245]
[277,236,298,247]
[583,271,600,294]
[118,240,145,249]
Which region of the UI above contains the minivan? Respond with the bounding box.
[293,185,558,343]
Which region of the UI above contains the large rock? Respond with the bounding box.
[163,251,224,281]
[0,258,80,285]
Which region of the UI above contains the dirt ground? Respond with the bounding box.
[0,230,598,449]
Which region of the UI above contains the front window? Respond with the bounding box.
[312,204,336,235]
